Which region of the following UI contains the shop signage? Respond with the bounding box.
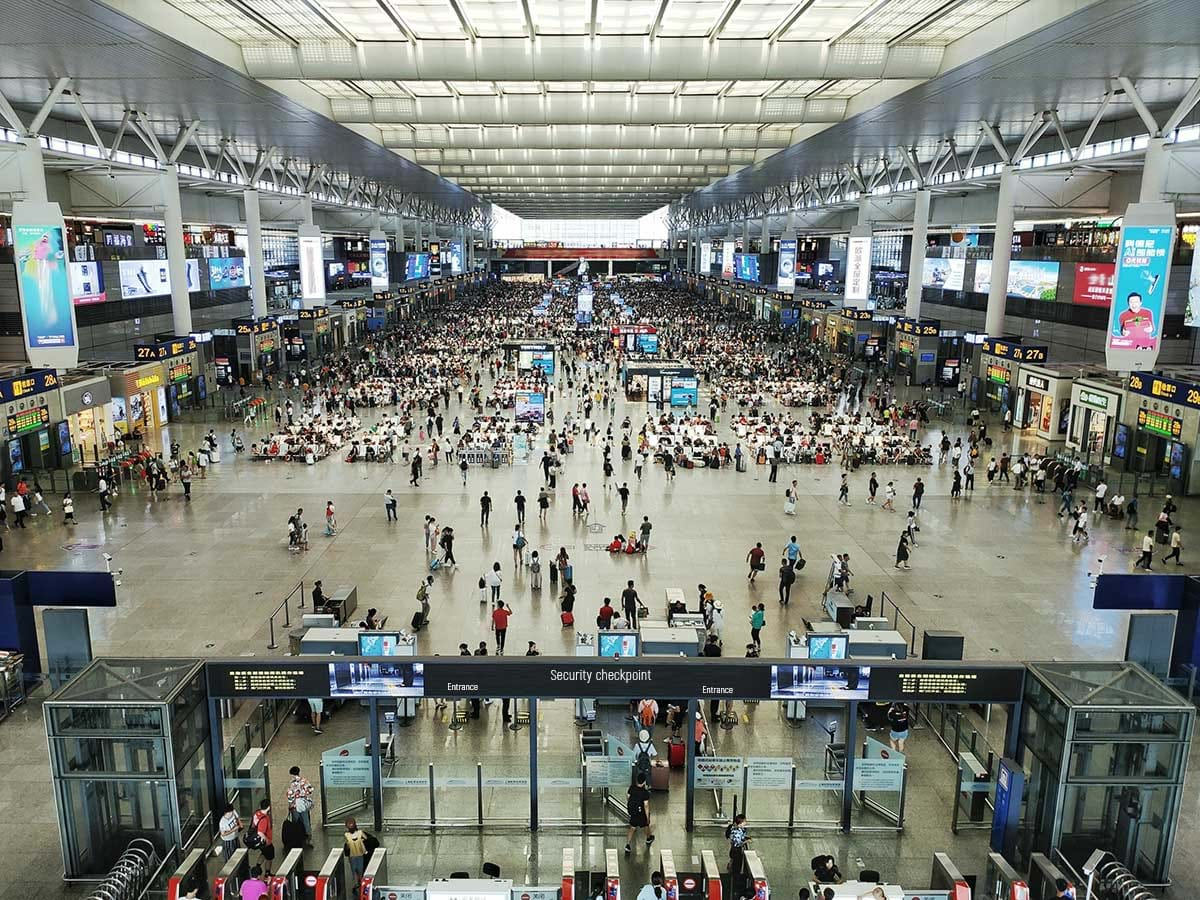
[694,757,743,788]
[1077,388,1111,411]
[1127,373,1200,410]
[7,405,49,435]
[746,757,793,789]
[134,336,197,361]
[1137,408,1183,440]
[0,369,58,403]
[897,318,940,337]
[168,362,193,383]
[1025,375,1050,392]
[134,372,163,390]
[257,337,278,354]
[841,308,874,321]
[297,307,328,319]
[981,339,1048,363]
[336,297,367,309]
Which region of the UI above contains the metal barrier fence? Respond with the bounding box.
[266,581,307,650]
[82,839,162,900]
[878,591,917,655]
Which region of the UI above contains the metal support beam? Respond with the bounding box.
[1116,76,1161,136]
[1163,76,1200,135]
[1075,92,1113,158]
[168,121,201,164]
[978,120,1011,164]
[29,77,72,136]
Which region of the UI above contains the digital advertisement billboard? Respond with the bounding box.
[1074,262,1115,307]
[405,253,430,281]
[576,290,594,325]
[13,219,76,350]
[942,258,966,292]
[370,236,389,290]
[699,241,712,274]
[299,231,325,302]
[117,259,200,299]
[971,258,1059,300]
[447,240,464,275]
[735,253,759,282]
[207,257,250,291]
[68,261,106,304]
[1107,215,1175,366]
[777,238,796,291]
[922,258,951,288]
[515,390,546,424]
[669,376,699,408]
[1186,245,1200,328]
[721,241,736,278]
[844,233,872,303]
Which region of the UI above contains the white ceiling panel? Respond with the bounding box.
[390,0,470,38]
[656,0,727,36]
[461,0,529,36]
[530,0,593,34]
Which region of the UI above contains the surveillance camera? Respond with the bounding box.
[103,553,113,562]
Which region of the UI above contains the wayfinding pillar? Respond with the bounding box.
[161,164,193,336]
[243,189,268,319]
[985,166,1019,338]
[905,189,931,318]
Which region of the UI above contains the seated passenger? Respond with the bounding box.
[608,535,626,553]
[811,855,843,884]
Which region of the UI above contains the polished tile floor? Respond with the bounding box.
[4,375,1198,898]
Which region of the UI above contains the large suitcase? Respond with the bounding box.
[650,761,670,791]
[667,737,686,769]
[411,611,427,632]
[561,611,575,627]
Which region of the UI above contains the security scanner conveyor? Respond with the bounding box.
[271,849,306,900]
[168,848,210,900]
[213,849,251,900]
[981,853,1029,900]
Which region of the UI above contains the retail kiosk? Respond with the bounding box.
[623,361,699,407]
[1065,372,1126,466]
[502,340,557,377]
[1014,362,1074,442]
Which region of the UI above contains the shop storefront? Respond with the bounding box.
[60,374,113,466]
[0,369,67,480]
[1119,372,1200,495]
[1015,364,1074,442]
[974,338,1047,415]
[1066,376,1125,465]
[135,336,202,421]
[107,363,168,438]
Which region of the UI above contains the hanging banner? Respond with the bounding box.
[1106,202,1176,371]
[844,228,872,307]
[699,241,713,274]
[777,238,797,291]
[12,201,80,368]
[1186,241,1200,327]
[370,232,390,291]
[299,225,325,304]
[721,241,736,278]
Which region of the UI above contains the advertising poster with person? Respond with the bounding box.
[369,237,389,290]
[1107,225,1173,353]
[777,239,796,290]
[208,257,250,291]
[14,222,75,348]
[721,240,735,278]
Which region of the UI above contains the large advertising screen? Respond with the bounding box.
[405,253,430,281]
[844,235,872,302]
[329,661,424,698]
[721,241,736,278]
[922,258,951,288]
[515,390,546,424]
[669,376,699,408]
[447,240,464,275]
[942,258,966,292]
[1108,222,1174,357]
[735,253,760,282]
[777,238,796,291]
[207,257,250,291]
[370,237,389,290]
[117,259,200,299]
[14,221,75,349]
[1073,262,1115,308]
[299,232,325,302]
[576,290,594,325]
[68,261,106,304]
[970,259,1059,300]
[699,241,713,274]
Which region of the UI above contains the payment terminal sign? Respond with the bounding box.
[1106,202,1176,371]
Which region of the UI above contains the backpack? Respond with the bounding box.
[634,741,652,776]
[639,702,656,727]
[416,583,429,603]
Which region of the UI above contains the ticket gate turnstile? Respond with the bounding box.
[214,849,252,900]
[359,848,388,900]
[169,848,211,900]
[271,849,306,900]
[315,848,347,900]
[743,851,767,900]
[605,848,621,900]
[700,850,723,900]
[1027,854,1072,900]
[982,853,1029,900]
[930,852,973,899]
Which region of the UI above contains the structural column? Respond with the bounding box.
[741,217,750,250]
[243,190,268,319]
[904,190,931,319]
[17,137,48,203]
[161,164,193,336]
[300,194,315,226]
[1140,137,1169,202]
[395,216,406,254]
[985,166,1020,338]
[760,216,770,256]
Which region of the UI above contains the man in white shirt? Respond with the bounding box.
[1094,480,1108,513]
[1138,531,1155,570]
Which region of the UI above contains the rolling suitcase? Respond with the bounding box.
[411,611,427,632]
[561,611,575,627]
[650,761,671,791]
[667,737,686,769]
